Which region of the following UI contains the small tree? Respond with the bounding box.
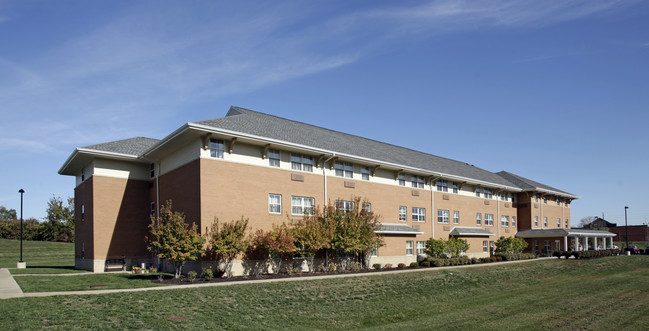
[495,236,528,254]
[266,223,296,274]
[447,237,469,258]
[293,208,335,273]
[36,196,75,242]
[425,238,447,258]
[330,197,383,270]
[244,229,271,277]
[208,217,249,279]
[146,201,205,279]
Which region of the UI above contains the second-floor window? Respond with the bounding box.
[453,211,460,224]
[437,209,449,223]
[476,213,482,225]
[399,206,407,221]
[268,194,282,214]
[543,217,548,227]
[512,217,516,228]
[557,218,561,227]
[534,216,539,227]
[334,161,353,178]
[336,200,354,213]
[291,196,314,215]
[501,216,509,227]
[485,214,494,226]
[209,139,225,158]
[412,207,426,222]
[291,153,313,172]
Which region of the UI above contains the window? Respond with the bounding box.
[437,209,449,223]
[411,175,424,189]
[81,204,85,221]
[565,219,569,229]
[334,161,353,178]
[336,200,354,213]
[490,241,495,251]
[534,216,539,227]
[534,194,538,202]
[291,153,313,172]
[543,217,548,227]
[362,202,371,213]
[150,202,155,215]
[81,168,85,182]
[544,240,550,252]
[398,173,406,186]
[370,244,378,257]
[452,182,458,194]
[399,206,407,221]
[499,192,509,201]
[291,196,314,215]
[361,166,370,181]
[268,149,280,167]
[501,216,509,227]
[534,240,539,251]
[269,194,282,214]
[485,214,494,226]
[453,211,460,224]
[209,139,225,158]
[412,207,426,222]
[150,163,155,178]
[417,241,426,255]
[406,241,414,256]
[557,199,561,206]
[555,240,561,251]
[483,188,493,199]
[475,187,481,197]
[483,240,488,252]
[436,180,448,192]
[543,196,547,204]
[512,217,516,228]
[512,194,516,203]
[557,218,561,228]
[476,213,482,225]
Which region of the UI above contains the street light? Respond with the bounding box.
[624,206,629,252]
[18,189,25,267]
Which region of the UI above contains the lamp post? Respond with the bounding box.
[624,206,629,251]
[18,189,25,268]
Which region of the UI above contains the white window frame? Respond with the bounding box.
[555,240,561,251]
[453,210,460,224]
[150,163,155,178]
[437,209,449,224]
[501,215,509,227]
[268,149,280,167]
[334,161,353,178]
[412,207,426,222]
[370,244,378,257]
[291,196,314,215]
[557,218,561,228]
[483,188,493,199]
[209,139,225,159]
[512,216,516,228]
[398,173,406,186]
[485,214,494,226]
[399,206,407,222]
[452,182,459,194]
[406,240,414,256]
[416,241,426,255]
[475,187,481,197]
[81,204,85,221]
[565,219,569,229]
[362,202,371,213]
[534,216,539,227]
[543,217,548,227]
[291,153,313,172]
[436,180,448,192]
[411,175,424,189]
[269,194,282,214]
[336,200,354,213]
[361,166,370,181]
[476,212,482,225]
[544,240,550,252]
[483,240,488,252]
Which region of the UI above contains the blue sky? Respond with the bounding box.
[1,0,647,226]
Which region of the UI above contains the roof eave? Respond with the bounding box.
[58,148,142,176]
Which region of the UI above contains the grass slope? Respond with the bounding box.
[14,273,166,292]
[0,239,78,274]
[1,256,648,330]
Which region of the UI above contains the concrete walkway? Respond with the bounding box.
[0,268,24,299]
[0,257,552,299]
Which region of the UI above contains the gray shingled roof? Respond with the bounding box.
[495,171,573,196]
[194,107,519,188]
[449,227,495,237]
[375,223,424,234]
[82,137,160,156]
[516,229,616,238]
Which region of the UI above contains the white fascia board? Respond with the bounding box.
[186,123,522,192]
[568,231,617,237]
[374,230,425,235]
[58,148,141,175]
[142,123,191,156]
[526,188,580,200]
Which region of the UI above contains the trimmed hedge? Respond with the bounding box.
[552,249,621,259]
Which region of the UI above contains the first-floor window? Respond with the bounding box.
[370,244,378,257]
[209,139,225,158]
[336,200,354,213]
[399,206,407,221]
[483,240,488,252]
[453,211,460,224]
[544,240,550,252]
[417,241,426,255]
[534,216,539,227]
[406,241,414,256]
[512,217,516,228]
[362,202,371,213]
[269,194,282,214]
[476,213,482,225]
[535,240,539,251]
[291,196,314,215]
[555,240,561,251]
[268,149,280,167]
[501,216,509,227]
[557,218,561,228]
[412,207,426,222]
[485,214,494,226]
[437,209,449,223]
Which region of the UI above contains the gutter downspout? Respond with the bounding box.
[495,190,503,238]
[430,181,435,240]
[323,154,337,210]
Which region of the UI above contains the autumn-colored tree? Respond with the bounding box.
[244,229,272,277]
[208,217,249,278]
[266,223,296,274]
[146,201,205,278]
[293,208,335,273]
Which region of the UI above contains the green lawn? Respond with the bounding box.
[14,273,168,292]
[0,239,81,274]
[1,256,648,330]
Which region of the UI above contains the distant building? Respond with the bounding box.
[608,225,649,242]
[582,217,617,230]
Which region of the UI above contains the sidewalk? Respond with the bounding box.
[0,257,551,299]
[0,268,24,299]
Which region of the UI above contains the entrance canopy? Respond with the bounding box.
[516,229,616,239]
[449,227,495,237]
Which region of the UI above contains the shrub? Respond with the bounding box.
[421,261,431,267]
[553,251,563,258]
[397,263,407,269]
[203,268,214,281]
[409,262,419,268]
[187,271,197,282]
[480,257,490,263]
[373,263,382,270]
[383,264,393,269]
[471,257,479,264]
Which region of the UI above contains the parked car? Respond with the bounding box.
[625,245,640,254]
